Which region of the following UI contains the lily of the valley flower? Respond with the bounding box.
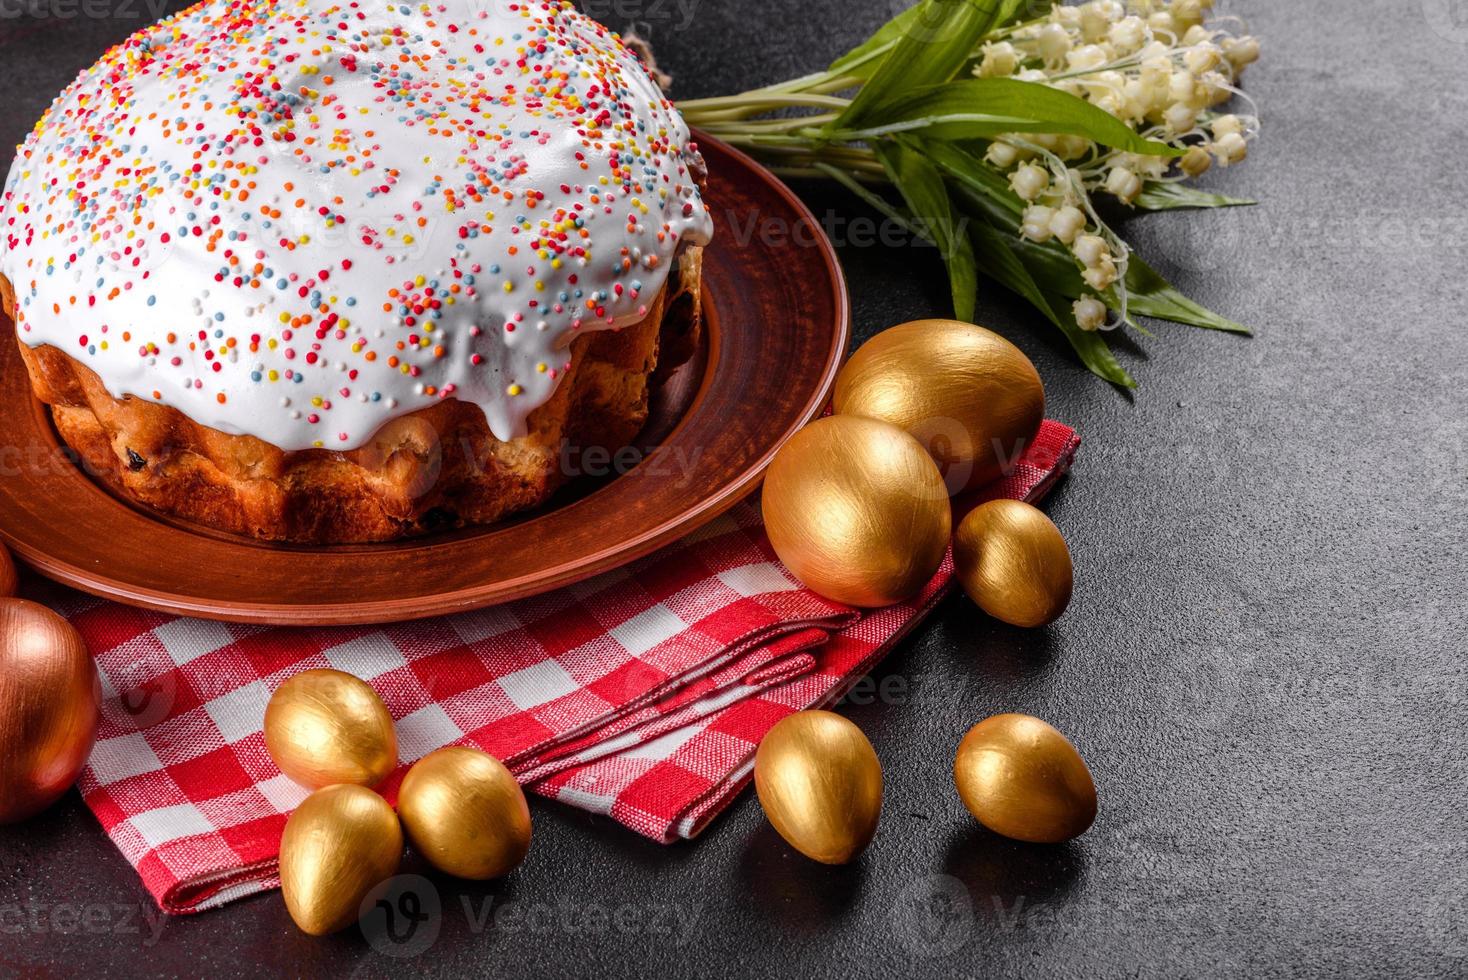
[980,0,1260,326]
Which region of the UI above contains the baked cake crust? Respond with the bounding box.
[3,257,701,543]
[0,1,714,544]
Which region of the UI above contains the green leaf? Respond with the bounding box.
[812,162,926,236]
[933,145,1100,297]
[814,157,978,322]
[942,164,1086,290]
[968,210,1058,327]
[940,160,1136,386]
[1123,254,1252,334]
[924,140,1024,218]
[829,0,1031,78]
[1040,292,1138,388]
[991,0,1031,31]
[945,173,1250,337]
[875,141,979,321]
[834,0,1008,130]
[833,79,1182,156]
[1136,181,1256,211]
[819,148,1133,384]
[968,211,1136,387]
[827,4,926,78]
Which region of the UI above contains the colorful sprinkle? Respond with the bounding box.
[0,0,712,450]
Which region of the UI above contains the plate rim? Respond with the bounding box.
[0,132,850,625]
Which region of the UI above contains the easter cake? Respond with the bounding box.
[0,0,713,542]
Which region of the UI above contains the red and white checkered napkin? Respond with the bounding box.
[47,420,1077,914]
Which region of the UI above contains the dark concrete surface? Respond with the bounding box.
[1,1,1465,977]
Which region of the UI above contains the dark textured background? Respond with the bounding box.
[1,1,1465,976]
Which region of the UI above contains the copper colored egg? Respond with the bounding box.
[953,499,1073,628]
[761,415,951,607]
[954,713,1097,844]
[0,543,16,598]
[0,599,100,824]
[279,784,403,936]
[265,669,397,789]
[833,320,1045,491]
[754,710,883,864]
[398,746,532,880]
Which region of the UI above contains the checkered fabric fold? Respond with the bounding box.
[41,420,1077,914]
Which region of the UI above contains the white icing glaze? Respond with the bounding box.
[0,0,712,450]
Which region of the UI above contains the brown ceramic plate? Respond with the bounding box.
[0,135,849,625]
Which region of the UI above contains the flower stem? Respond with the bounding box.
[681,94,852,125]
[692,113,843,137]
[678,73,860,114]
[768,165,886,183]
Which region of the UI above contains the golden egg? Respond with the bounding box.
[833,320,1045,491]
[953,499,1073,628]
[762,415,951,607]
[279,783,403,936]
[954,713,1097,844]
[0,599,100,824]
[754,710,883,864]
[265,669,397,789]
[398,747,532,880]
[0,543,16,598]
